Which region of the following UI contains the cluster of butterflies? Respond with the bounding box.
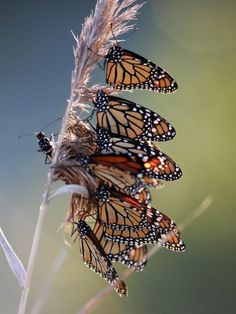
[37,44,185,296]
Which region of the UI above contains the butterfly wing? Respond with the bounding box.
[96,129,182,181]
[85,162,144,194]
[131,186,151,205]
[106,45,178,93]
[90,153,182,182]
[104,206,186,252]
[146,207,186,251]
[142,177,165,190]
[95,186,149,230]
[158,231,186,252]
[105,226,185,252]
[94,91,176,142]
[119,245,148,271]
[93,220,147,271]
[104,226,158,246]
[74,220,128,296]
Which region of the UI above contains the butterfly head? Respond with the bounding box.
[95,184,111,202]
[106,45,123,62]
[74,220,91,238]
[76,155,89,166]
[96,128,111,150]
[36,132,45,141]
[94,90,109,111]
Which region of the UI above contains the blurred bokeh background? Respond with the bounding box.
[0,0,235,313]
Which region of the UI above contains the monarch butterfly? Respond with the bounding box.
[72,220,128,296]
[94,184,179,235]
[36,132,55,164]
[96,128,182,181]
[93,90,176,141]
[80,151,181,182]
[105,225,186,252]
[105,45,178,93]
[18,131,55,164]
[93,220,147,271]
[18,118,61,164]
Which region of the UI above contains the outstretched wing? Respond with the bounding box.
[93,220,148,271]
[94,90,176,142]
[96,128,182,181]
[106,45,178,94]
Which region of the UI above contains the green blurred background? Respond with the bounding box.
[0,0,235,313]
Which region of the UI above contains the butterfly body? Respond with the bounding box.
[36,132,54,164]
[106,45,178,93]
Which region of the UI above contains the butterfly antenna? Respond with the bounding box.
[87,46,106,71]
[88,121,96,132]
[17,132,35,141]
[69,220,78,238]
[87,212,97,221]
[40,117,62,132]
[87,46,103,59]
[79,210,97,221]
[72,231,79,243]
[97,60,106,71]
[82,109,95,123]
[110,22,118,45]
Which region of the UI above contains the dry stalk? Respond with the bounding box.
[17,1,144,313]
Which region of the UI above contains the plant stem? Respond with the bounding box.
[17,90,76,314]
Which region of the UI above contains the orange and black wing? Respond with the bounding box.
[73,220,127,296]
[131,186,151,205]
[145,207,178,233]
[78,156,144,194]
[90,154,144,176]
[103,206,186,252]
[90,153,182,182]
[145,206,185,252]
[96,128,182,181]
[93,221,147,271]
[94,90,176,142]
[95,185,149,230]
[159,230,186,252]
[104,225,158,247]
[106,45,178,94]
[105,225,185,252]
[142,177,164,190]
[119,245,148,271]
